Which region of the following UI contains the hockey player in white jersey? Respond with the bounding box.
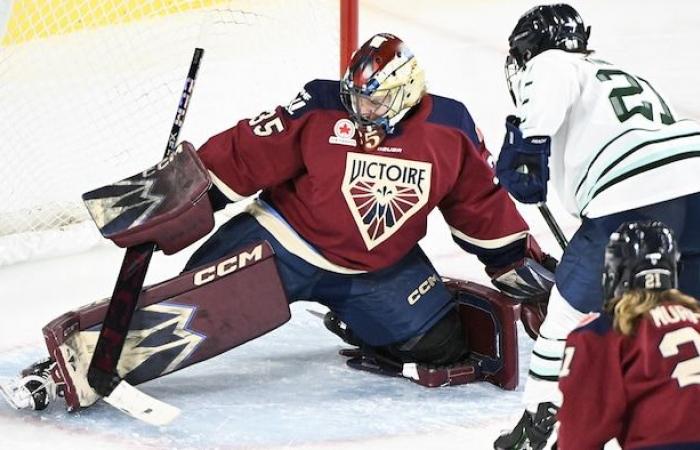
[493,4,700,449]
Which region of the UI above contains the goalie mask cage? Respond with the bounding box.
[0,0,358,266]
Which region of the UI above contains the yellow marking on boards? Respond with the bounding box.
[2,0,230,45]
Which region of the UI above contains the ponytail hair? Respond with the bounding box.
[606,289,700,336]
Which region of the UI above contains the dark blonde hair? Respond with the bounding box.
[606,289,700,336]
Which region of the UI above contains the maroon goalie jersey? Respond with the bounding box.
[197,79,530,272]
[558,302,700,450]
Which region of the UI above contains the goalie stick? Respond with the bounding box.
[85,47,204,422]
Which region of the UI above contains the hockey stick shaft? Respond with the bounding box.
[537,202,568,251]
[88,48,204,397]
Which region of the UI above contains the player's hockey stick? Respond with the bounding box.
[537,202,568,251]
[513,163,569,251]
[86,48,204,419]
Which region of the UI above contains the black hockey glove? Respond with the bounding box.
[496,116,551,204]
[494,402,559,450]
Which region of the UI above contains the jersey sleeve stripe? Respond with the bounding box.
[209,171,247,202]
[448,227,529,250]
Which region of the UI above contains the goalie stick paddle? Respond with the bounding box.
[87,48,204,399]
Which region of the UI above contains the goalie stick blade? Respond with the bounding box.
[103,381,180,426]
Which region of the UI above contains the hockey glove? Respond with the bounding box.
[496,116,551,204]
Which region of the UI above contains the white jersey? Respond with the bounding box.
[514,50,700,218]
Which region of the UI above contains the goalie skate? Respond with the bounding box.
[0,358,58,411]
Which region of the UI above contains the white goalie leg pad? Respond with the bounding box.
[523,285,587,410]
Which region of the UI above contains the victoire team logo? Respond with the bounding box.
[342,153,432,250]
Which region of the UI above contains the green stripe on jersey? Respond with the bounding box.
[580,149,700,213]
[576,126,700,208]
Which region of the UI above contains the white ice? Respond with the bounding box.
[1,1,698,449]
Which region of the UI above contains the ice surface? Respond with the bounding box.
[1,0,697,448]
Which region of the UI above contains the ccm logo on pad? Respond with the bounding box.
[193,244,263,286]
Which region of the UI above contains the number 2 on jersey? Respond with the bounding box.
[596,68,675,125]
[659,326,700,388]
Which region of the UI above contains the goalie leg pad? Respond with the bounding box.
[338,279,520,390]
[42,241,289,411]
[446,278,520,390]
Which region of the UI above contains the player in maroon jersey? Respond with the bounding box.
[557,221,700,449]
[186,32,556,369]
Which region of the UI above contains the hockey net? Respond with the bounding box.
[0,0,357,266]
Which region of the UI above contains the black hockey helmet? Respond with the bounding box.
[508,3,590,68]
[505,4,590,104]
[602,221,680,304]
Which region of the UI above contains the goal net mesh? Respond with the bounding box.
[0,0,345,265]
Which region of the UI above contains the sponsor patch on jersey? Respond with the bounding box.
[341,153,432,250]
[329,119,357,146]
